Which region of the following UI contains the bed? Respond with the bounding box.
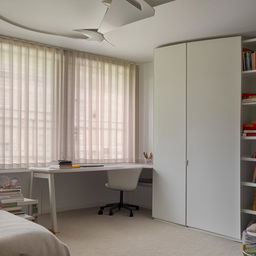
[0,210,70,256]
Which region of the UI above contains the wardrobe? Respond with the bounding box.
[153,36,241,239]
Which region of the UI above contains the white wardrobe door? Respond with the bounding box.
[187,37,241,239]
[153,43,186,225]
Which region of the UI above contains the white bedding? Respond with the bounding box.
[0,210,70,256]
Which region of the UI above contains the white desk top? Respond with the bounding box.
[0,169,30,174]
[30,163,153,174]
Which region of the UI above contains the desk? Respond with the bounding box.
[30,163,152,233]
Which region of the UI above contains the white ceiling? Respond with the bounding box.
[1,0,256,63]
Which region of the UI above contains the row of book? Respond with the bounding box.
[242,121,256,137]
[242,93,256,104]
[243,48,256,71]
[0,188,25,215]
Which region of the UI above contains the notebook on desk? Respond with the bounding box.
[80,164,104,168]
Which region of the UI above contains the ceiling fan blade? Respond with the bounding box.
[143,0,175,7]
[102,0,141,10]
[125,0,142,10]
[74,29,114,46]
[98,0,154,34]
[73,29,104,42]
[102,0,112,7]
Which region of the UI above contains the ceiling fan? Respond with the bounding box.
[74,0,175,43]
[0,0,175,43]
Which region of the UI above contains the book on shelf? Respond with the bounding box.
[243,48,256,71]
[2,206,23,212]
[243,122,256,131]
[242,98,256,103]
[0,188,21,193]
[243,133,256,137]
[0,187,24,209]
[10,210,25,215]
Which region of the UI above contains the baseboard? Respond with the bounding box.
[153,218,241,242]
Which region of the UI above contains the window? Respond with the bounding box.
[0,39,64,168]
[65,52,136,163]
[0,38,136,168]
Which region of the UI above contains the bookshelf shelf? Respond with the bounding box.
[242,156,256,162]
[241,182,256,188]
[241,209,256,216]
[242,136,256,140]
[243,38,256,44]
[242,102,256,106]
[242,70,256,76]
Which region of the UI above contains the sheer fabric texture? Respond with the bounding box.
[0,38,136,168]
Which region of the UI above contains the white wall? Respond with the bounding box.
[1,62,154,214]
[137,62,154,162]
[127,62,154,209]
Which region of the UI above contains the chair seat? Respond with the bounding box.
[105,182,134,192]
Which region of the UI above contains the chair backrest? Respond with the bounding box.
[107,168,142,191]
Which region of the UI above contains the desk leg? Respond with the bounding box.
[47,173,58,233]
[29,171,34,215]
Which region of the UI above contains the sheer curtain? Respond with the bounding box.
[65,51,136,163]
[0,38,65,168]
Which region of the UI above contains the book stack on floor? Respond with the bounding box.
[243,223,256,256]
[243,122,256,137]
[0,176,38,221]
[0,188,25,215]
[243,48,256,71]
[242,93,256,104]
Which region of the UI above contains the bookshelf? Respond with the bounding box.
[241,37,256,233]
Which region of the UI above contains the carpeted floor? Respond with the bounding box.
[39,208,242,256]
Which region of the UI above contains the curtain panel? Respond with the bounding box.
[65,51,136,163]
[0,39,65,168]
[0,38,136,168]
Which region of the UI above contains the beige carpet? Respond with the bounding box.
[39,208,242,256]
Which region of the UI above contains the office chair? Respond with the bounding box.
[98,168,142,217]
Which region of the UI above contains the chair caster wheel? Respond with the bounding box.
[129,212,133,217]
[109,211,113,216]
[135,206,139,210]
[98,210,103,215]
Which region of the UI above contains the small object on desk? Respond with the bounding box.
[58,160,72,169]
[72,164,80,168]
[143,152,153,164]
[71,164,105,168]
[80,164,104,168]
